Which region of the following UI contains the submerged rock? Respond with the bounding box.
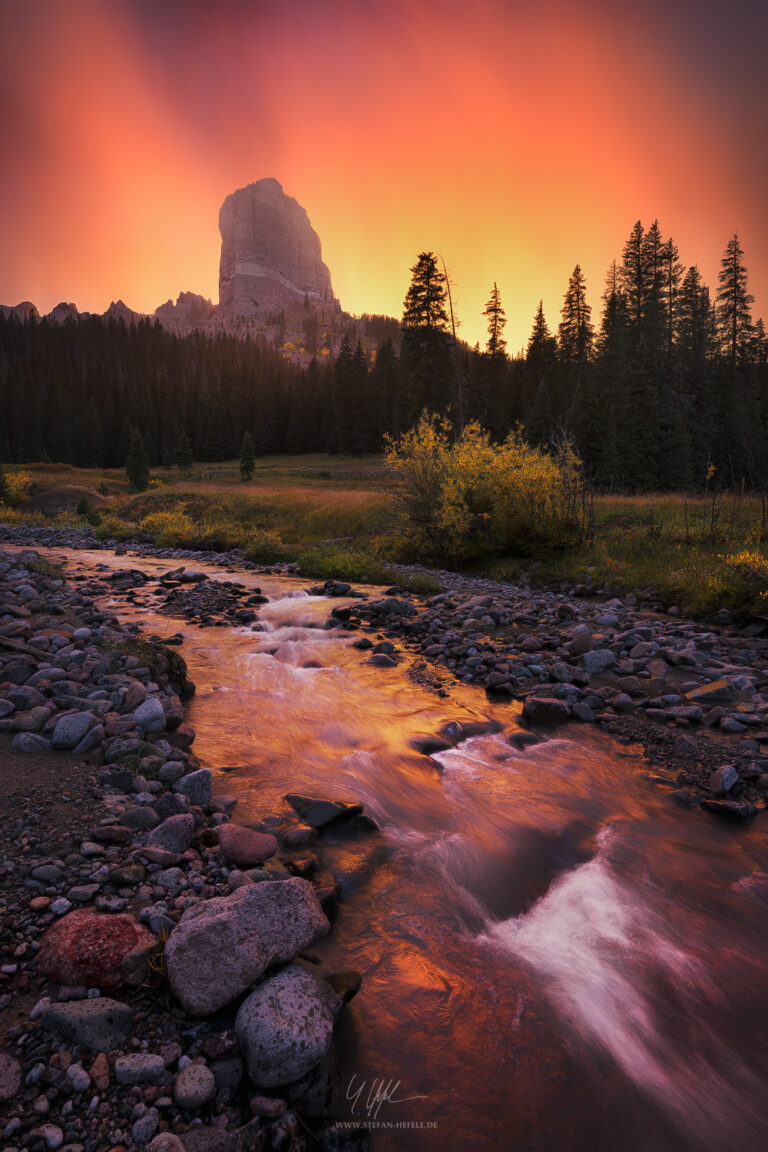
[284,793,364,828]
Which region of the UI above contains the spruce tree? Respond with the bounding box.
[557,265,593,365]
[483,283,507,356]
[717,235,754,365]
[239,431,255,480]
[401,252,453,419]
[126,429,149,492]
[174,430,193,471]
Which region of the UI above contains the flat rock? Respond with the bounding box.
[115,1053,166,1084]
[41,997,134,1051]
[235,964,340,1087]
[165,877,329,1015]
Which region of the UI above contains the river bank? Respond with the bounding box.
[0,543,373,1152]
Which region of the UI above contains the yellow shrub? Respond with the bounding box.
[2,470,33,506]
[385,415,592,563]
[138,508,195,546]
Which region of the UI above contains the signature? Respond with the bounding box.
[346,1074,429,1121]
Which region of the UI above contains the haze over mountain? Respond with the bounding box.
[1,179,349,349]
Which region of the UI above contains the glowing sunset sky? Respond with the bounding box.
[1,0,765,348]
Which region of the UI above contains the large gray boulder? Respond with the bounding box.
[235,965,340,1087]
[164,878,329,1015]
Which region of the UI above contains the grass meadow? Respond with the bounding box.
[4,457,768,615]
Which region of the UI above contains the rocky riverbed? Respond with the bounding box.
[0,542,373,1152]
[2,521,768,1152]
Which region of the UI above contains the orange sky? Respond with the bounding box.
[1,0,765,349]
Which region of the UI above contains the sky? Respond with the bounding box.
[1,0,766,350]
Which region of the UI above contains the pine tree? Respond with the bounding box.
[557,265,593,365]
[717,235,754,365]
[174,430,193,471]
[126,429,149,492]
[401,252,453,419]
[619,221,646,329]
[239,431,255,480]
[483,283,507,356]
[525,302,558,443]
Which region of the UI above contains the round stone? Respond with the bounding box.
[173,1062,216,1110]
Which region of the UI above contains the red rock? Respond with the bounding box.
[90,1052,110,1091]
[217,824,277,868]
[37,910,156,990]
[30,896,51,911]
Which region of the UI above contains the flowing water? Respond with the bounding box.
[35,550,768,1149]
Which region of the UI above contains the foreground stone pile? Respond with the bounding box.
[0,548,372,1151]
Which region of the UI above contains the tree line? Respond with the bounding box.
[0,221,765,490]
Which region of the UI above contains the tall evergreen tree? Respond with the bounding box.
[558,265,593,366]
[126,429,149,492]
[483,283,507,356]
[401,252,453,419]
[717,234,754,365]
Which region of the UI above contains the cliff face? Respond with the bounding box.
[218,178,334,317]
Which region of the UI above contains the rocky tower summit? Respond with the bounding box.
[218,177,335,318]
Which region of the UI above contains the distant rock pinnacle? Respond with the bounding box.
[218,178,335,317]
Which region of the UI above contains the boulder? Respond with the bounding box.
[708,765,738,795]
[51,710,97,749]
[148,814,195,854]
[235,965,340,1087]
[174,768,212,807]
[133,697,166,734]
[37,909,156,989]
[165,877,329,1015]
[521,696,571,726]
[218,824,278,867]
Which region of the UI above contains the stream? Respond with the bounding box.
[46,550,768,1149]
